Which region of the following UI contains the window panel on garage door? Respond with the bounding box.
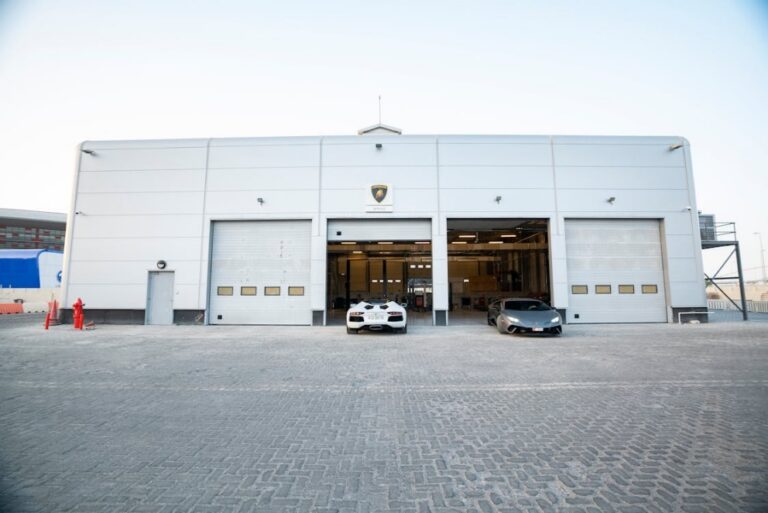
[208,220,311,325]
[565,219,667,323]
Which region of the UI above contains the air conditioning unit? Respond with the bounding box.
[699,214,716,241]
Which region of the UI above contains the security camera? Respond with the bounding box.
[685,206,692,211]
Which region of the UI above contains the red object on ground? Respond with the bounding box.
[0,303,24,314]
[72,298,85,330]
[44,300,60,330]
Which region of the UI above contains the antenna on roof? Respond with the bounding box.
[378,95,382,124]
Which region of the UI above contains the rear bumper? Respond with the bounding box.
[348,319,407,331]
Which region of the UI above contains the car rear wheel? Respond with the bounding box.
[496,317,507,334]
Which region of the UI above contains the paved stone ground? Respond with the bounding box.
[1,315,767,513]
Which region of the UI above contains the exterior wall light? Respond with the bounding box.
[257,197,265,205]
[607,197,616,205]
[156,260,167,270]
[495,196,502,203]
[81,149,97,155]
[376,143,383,150]
[669,143,683,151]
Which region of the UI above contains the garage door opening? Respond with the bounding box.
[447,219,550,325]
[326,219,433,326]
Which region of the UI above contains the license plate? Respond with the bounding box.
[369,313,386,321]
[533,327,543,332]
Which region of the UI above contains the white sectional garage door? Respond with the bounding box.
[209,220,311,325]
[565,219,667,323]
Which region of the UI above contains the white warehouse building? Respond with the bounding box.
[61,125,707,326]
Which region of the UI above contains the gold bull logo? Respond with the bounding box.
[371,184,388,203]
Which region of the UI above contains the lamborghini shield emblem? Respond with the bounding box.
[371,184,388,203]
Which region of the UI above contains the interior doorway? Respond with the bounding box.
[447,219,551,324]
[326,241,433,326]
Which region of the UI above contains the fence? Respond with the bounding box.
[707,299,768,314]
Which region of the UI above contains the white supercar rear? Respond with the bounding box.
[346,299,407,334]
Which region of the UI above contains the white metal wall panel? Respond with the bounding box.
[556,189,689,213]
[322,166,438,189]
[553,143,685,167]
[205,190,319,215]
[440,189,556,213]
[207,168,320,191]
[439,143,552,166]
[209,221,311,325]
[565,219,667,323]
[74,215,203,238]
[327,219,431,241]
[440,166,554,189]
[78,169,206,193]
[76,192,204,215]
[555,167,687,190]
[80,147,207,172]
[208,144,320,168]
[70,237,200,262]
[67,260,200,286]
[322,142,436,167]
[321,189,437,215]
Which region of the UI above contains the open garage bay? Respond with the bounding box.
[1,315,767,513]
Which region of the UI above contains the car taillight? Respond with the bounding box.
[350,311,363,316]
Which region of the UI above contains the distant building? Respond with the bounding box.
[0,249,63,288]
[0,208,66,251]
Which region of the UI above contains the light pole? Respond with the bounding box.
[755,232,767,282]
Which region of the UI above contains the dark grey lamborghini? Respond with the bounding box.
[487,298,563,335]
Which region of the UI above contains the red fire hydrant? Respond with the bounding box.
[72,298,85,330]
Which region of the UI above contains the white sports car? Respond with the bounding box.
[346,299,407,334]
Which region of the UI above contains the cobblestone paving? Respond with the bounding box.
[1,315,767,513]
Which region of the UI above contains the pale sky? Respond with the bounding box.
[1,0,766,280]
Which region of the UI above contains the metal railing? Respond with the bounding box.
[708,299,768,314]
[701,221,738,242]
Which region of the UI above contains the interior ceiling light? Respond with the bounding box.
[458,234,475,238]
[451,241,467,244]
[415,241,430,245]
[378,241,393,244]
[340,241,355,245]
[489,241,504,244]
[500,234,517,238]
[463,278,470,282]
[353,250,363,254]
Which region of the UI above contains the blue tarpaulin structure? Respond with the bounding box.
[0,249,63,288]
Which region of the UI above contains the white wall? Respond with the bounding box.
[63,134,706,318]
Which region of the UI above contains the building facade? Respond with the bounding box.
[61,129,707,325]
[0,208,66,251]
